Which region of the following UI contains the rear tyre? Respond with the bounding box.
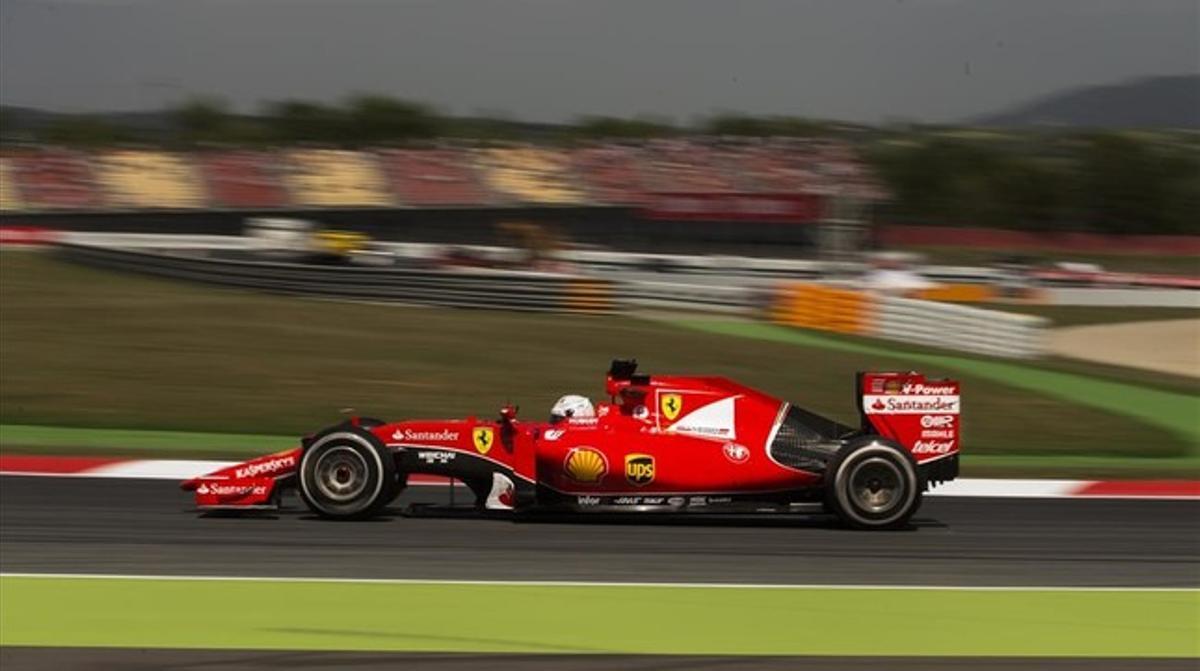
[298,427,397,520]
[825,438,921,530]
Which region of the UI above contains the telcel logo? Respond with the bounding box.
[913,440,955,455]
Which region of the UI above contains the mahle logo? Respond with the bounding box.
[625,453,655,486]
[660,393,683,421]
[472,427,494,455]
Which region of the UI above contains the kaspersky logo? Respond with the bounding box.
[234,455,296,479]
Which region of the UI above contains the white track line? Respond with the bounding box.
[1,572,1194,592]
[925,479,1083,498]
[87,459,237,479]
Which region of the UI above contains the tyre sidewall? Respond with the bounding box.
[826,438,920,530]
[298,428,395,519]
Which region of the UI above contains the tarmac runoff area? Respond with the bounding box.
[0,476,1197,667]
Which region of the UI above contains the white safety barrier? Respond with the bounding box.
[613,280,760,314]
[1044,288,1200,308]
[875,297,1047,359]
[60,232,249,250]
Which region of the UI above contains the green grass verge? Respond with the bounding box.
[1,576,1196,657]
[1,252,1195,471]
[0,424,292,458]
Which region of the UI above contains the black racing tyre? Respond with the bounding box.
[298,426,398,520]
[825,438,921,530]
[351,419,408,506]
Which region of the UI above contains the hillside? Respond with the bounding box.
[977,75,1199,129]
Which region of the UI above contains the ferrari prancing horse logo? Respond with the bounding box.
[660,393,683,421]
[472,427,494,455]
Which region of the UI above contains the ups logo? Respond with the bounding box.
[625,454,655,486]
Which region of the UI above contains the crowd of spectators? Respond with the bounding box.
[0,139,882,212]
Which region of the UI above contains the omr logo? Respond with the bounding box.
[921,415,955,428]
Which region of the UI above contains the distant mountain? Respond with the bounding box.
[975,75,1199,129]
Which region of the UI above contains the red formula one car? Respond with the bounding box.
[182,361,960,529]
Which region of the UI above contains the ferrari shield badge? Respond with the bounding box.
[660,393,683,421]
[472,427,494,455]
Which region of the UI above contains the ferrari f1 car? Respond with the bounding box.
[182,361,961,529]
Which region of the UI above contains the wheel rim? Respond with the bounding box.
[313,446,369,502]
[847,457,905,514]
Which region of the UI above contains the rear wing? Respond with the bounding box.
[857,372,960,468]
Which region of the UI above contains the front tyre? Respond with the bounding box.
[298,427,397,520]
[826,438,921,530]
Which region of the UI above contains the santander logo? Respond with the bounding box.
[864,395,960,415]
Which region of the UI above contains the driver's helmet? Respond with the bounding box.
[549,394,595,423]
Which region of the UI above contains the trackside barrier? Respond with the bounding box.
[1042,288,1200,309]
[911,283,998,303]
[769,284,871,335]
[772,283,1047,358]
[57,244,614,314]
[613,280,759,315]
[876,297,1046,359]
[0,227,61,246]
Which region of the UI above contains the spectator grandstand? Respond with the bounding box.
[5,149,103,210]
[723,139,816,192]
[0,140,882,213]
[639,140,738,193]
[478,148,588,205]
[0,159,21,212]
[569,145,648,205]
[197,151,289,209]
[92,151,208,209]
[378,148,494,206]
[282,150,394,208]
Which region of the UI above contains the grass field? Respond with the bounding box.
[1,252,1197,475]
[1,576,1196,657]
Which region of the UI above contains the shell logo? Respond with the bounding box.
[563,447,608,484]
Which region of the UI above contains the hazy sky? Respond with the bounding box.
[1,0,1196,123]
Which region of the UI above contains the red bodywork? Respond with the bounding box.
[182,365,960,513]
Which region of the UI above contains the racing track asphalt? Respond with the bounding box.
[1,475,1197,587]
